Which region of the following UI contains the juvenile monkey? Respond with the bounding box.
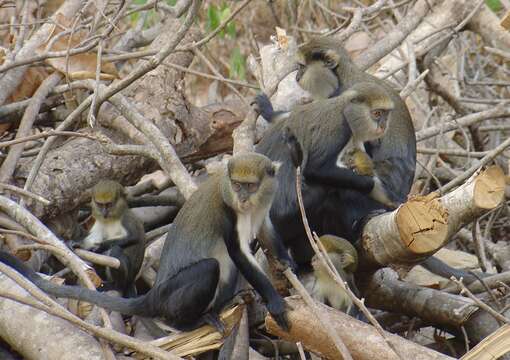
[0,153,294,332]
[80,180,145,297]
[256,81,395,267]
[305,235,358,313]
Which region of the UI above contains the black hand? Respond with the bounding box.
[267,296,290,331]
[281,126,303,168]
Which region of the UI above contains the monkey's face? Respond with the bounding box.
[296,60,339,100]
[91,180,127,220]
[343,83,394,143]
[226,153,280,214]
[296,49,340,100]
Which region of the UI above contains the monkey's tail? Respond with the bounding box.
[0,251,150,317]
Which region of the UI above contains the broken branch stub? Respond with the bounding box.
[360,166,505,268]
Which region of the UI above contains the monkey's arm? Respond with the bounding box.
[282,126,374,193]
[257,218,297,272]
[224,227,289,330]
[304,158,375,193]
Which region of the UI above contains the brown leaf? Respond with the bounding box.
[37,14,118,80]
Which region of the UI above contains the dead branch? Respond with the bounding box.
[359,166,505,268]
[266,296,454,360]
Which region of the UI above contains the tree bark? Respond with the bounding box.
[0,273,103,360]
[265,297,454,360]
[359,166,505,269]
[361,269,479,328]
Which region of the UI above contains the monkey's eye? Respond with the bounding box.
[232,182,241,192]
[247,183,259,193]
[324,58,337,69]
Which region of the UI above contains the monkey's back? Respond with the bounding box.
[155,174,235,284]
[256,99,351,263]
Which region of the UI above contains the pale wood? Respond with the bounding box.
[0,273,103,360]
[136,305,244,359]
[265,297,454,360]
[360,166,505,268]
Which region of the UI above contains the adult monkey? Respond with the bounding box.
[256,81,395,267]
[259,37,481,282]
[0,153,293,332]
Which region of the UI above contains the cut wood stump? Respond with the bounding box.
[360,166,505,269]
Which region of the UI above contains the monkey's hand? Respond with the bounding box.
[275,256,298,274]
[369,178,398,209]
[281,126,303,168]
[348,149,374,176]
[68,240,82,250]
[267,297,290,332]
[251,93,272,118]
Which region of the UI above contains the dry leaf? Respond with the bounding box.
[275,27,289,50]
[37,13,118,80]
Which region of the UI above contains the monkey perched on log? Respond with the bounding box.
[305,235,359,314]
[257,37,476,282]
[75,180,145,297]
[257,81,395,268]
[0,153,294,332]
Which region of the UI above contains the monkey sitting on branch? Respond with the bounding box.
[72,180,146,297]
[304,235,359,314]
[256,36,480,283]
[0,153,295,332]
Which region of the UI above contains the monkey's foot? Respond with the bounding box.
[203,312,226,336]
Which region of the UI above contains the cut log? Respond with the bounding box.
[265,296,454,360]
[360,166,505,269]
[361,269,479,328]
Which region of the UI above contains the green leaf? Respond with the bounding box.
[207,4,220,32]
[486,0,502,12]
[229,47,246,80]
[166,0,177,5]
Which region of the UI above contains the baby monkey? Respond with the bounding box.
[305,235,358,314]
[78,180,145,297]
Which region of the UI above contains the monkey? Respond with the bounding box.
[0,153,294,332]
[256,38,473,282]
[256,81,395,268]
[77,180,146,297]
[304,235,358,314]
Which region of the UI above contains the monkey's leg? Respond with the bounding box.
[106,246,135,297]
[152,258,222,332]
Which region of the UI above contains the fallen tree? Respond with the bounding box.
[265,297,454,360]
